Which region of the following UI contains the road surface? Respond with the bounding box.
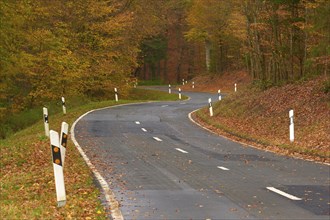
[74,87,329,220]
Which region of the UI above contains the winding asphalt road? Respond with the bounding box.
[74,87,329,220]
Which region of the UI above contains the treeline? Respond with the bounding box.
[0,0,167,113]
[244,0,329,84]
[1,0,329,114]
[138,0,329,87]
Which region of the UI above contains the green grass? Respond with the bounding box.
[1,88,184,139]
[125,88,185,100]
[0,88,180,219]
[137,79,166,86]
[0,96,89,139]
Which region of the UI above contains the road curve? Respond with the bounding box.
[73,87,329,220]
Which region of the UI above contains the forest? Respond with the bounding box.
[1,0,329,118]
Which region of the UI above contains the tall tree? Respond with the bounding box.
[244,0,329,85]
[185,0,233,73]
[0,0,157,112]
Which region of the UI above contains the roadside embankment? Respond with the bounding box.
[0,88,180,219]
[191,73,329,163]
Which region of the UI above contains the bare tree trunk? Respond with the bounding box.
[205,39,211,72]
[157,61,161,80]
[244,1,254,78]
[303,4,308,76]
[164,58,168,82]
[143,63,147,80]
[176,46,185,82]
[290,16,294,80]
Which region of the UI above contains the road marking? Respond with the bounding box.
[217,166,229,171]
[153,137,162,142]
[266,187,302,201]
[161,105,168,107]
[180,102,186,105]
[135,121,140,125]
[175,148,188,154]
[71,109,124,220]
[141,128,147,132]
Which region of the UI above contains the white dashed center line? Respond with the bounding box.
[217,166,230,171]
[266,187,302,201]
[161,105,168,107]
[175,148,188,154]
[141,128,147,132]
[135,121,140,125]
[153,137,162,142]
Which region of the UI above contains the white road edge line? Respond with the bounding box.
[188,109,330,166]
[217,166,230,171]
[141,128,147,132]
[175,148,188,154]
[71,105,144,220]
[266,187,302,201]
[153,137,162,142]
[135,121,140,125]
[71,100,181,220]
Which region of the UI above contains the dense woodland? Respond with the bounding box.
[1,0,329,114]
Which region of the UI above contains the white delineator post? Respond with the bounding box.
[114,88,118,102]
[182,79,185,86]
[235,83,237,92]
[59,122,69,167]
[43,107,49,137]
[179,88,182,100]
[50,130,66,207]
[218,89,222,101]
[192,82,195,89]
[289,110,294,142]
[61,97,66,115]
[169,84,171,94]
[209,98,213,117]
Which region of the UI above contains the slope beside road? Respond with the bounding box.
[184,73,329,162]
[73,87,329,220]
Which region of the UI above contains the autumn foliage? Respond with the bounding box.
[1,0,329,130]
[0,0,162,113]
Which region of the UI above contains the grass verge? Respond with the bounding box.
[0,88,181,219]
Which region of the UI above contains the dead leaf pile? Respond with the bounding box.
[192,73,329,163]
